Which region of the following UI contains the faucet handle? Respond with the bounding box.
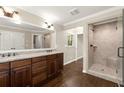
[1,54,5,57]
[7,53,11,57]
[13,52,16,56]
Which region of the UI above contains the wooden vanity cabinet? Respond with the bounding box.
[0,53,63,87]
[0,62,10,87]
[47,54,57,78]
[32,56,47,86]
[10,59,31,87]
[47,53,64,79]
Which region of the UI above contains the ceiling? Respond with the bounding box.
[17,6,114,25]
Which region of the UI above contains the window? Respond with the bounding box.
[67,34,73,46]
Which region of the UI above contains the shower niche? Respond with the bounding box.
[88,17,123,83]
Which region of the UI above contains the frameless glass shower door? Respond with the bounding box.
[118,9,124,86]
[88,16,124,84]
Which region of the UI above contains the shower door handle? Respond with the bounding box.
[118,47,124,58]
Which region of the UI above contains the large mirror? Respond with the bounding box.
[0,27,56,51]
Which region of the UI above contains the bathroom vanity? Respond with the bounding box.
[0,15,63,87]
[0,52,63,87]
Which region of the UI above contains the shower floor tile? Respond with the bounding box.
[89,64,117,78]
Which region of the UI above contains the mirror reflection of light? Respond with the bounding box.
[13,13,21,24]
[14,20,21,24]
[0,8,4,16]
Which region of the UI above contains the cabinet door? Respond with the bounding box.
[32,61,47,86]
[47,60,56,78]
[0,71,10,87]
[11,65,31,87]
[56,53,63,73]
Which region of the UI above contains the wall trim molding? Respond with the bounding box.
[64,56,83,65]
[64,6,124,26]
[64,59,76,65]
[76,56,83,60]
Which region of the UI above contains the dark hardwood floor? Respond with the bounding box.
[43,59,117,87]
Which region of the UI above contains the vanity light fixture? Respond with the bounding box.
[0,6,19,19]
[42,22,54,30]
[0,6,21,24]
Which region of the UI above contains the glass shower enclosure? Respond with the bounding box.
[88,10,124,86]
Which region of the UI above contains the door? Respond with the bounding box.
[44,34,51,48]
[0,62,10,87]
[118,10,124,86]
[56,53,63,73]
[0,71,10,87]
[11,65,31,87]
[0,32,1,50]
[33,34,42,49]
[77,34,83,59]
[88,17,123,84]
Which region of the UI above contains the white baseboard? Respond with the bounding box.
[64,59,76,65]
[76,56,83,60]
[64,56,83,65]
[82,70,87,73]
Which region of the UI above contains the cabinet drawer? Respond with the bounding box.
[11,59,31,69]
[32,61,46,69]
[0,63,9,71]
[57,53,63,57]
[47,54,56,60]
[32,73,47,85]
[32,56,46,63]
[32,66,47,76]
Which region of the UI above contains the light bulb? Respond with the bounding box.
[0,8,4,16]
[42,22,48,29]
[14,20,21,24]
[49,25,54,30]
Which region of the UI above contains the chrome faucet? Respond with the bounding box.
[12,52,16,56]
[0,52,17,58]
[0,53,5,57]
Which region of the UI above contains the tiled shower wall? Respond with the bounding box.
[89,20,122,68]
[88,25,94,68]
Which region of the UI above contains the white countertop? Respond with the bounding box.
[0,51,63,63]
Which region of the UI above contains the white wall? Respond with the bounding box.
[55,24,84,65]
[55,24,76,64]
